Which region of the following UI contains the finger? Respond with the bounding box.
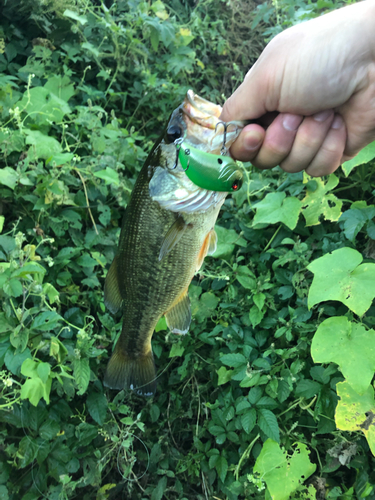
[305,115,346,177]
[280,110,334,173]
[251,113,304,170]
[229,124,265,161]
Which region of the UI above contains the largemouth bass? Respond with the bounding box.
[103,90,246,396]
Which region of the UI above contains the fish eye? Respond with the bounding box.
[217,158,223,164]
[166,125,182,143]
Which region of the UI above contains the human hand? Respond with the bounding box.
[220,0,375,177]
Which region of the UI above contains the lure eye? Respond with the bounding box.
[166,125,182,143]
[232,177,243,191]
[217,158,223,164]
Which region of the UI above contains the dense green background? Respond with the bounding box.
[1,0,375,499]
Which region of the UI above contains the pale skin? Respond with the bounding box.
[220,0,375,177]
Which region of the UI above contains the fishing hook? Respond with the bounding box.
[215,121,238,156]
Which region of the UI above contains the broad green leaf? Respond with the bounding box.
[0,485,9,500]
[335,381,375,455]
[20,375,52,406]
[25,130,62,160]
[86,391,108,425]
[43,283,60,304]
[155,316,167,332]
[31,311,63,331]
[3,278,23,297]
[301,174,342,226]
[342,141,375,176]
[216,366,233,385]
[249,305,263,328]
[169,342,184,357]
[94,167,119,185]
[19,87,71,125]
[0,215,4,233]
[212,225,244,259]
[220,352,246,368]
[44,75,75,102]
[241,408,256,434]
[215,455,228,483]
[37,362,51,384]
[257,409,280,442]
[254,440,316,500]
[73,358,90,395]
[294,379,321,398]
[253,192,301,230]
[312,317,375,394]
[308,247,375,316]
[151,476,167,500]
[5,348,31,375]
[0,167,17,189]
[63,9,88,24]
[236,266,256,290]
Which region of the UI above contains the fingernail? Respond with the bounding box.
[331,115,344,129]
[245,132,263,151]
[283,114,303,131]
[313,110,332,122]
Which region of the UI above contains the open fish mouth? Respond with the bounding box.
[182,89,246,155]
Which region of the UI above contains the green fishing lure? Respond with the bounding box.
[177,141,243,192]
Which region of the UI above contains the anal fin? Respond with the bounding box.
[104,343,156,397]
[165,288,191,335]
[104,255,122,314]
[159,216,187,261]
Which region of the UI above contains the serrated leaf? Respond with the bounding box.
[294,379,321,399]
[215,455,228,483]
[335,381,375,455]
[253,192,301,230]
[220,352,246,368]
[312,316,375,394]
[301,174,342,226]
[73,358,90,395]
[241,408,256,433]
[254,439,316,500]
[308,247,375,316]
[257,409,280,442]
[86,391,108,425]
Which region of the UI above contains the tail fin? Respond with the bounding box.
[104,346,157,397]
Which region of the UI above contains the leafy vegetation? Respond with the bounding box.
[1,0,375,499]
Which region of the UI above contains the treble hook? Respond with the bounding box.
[215,121,238,155]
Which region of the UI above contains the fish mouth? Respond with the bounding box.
[181,89,246,155]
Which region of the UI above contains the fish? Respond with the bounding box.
[103,90,246,396]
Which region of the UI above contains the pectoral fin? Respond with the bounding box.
[159,216,187,261]
[207,229,217,255]
[165,288,191,335]
[196,229,217,271]
[104,255,123,314]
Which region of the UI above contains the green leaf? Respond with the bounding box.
[241,408,256,433]
[73,358,91,395]
[257,409,280,442]
[37,362,51,384]
[254,440,316,500]
[253,292,266,310]
[301,174,342,226]
[94,167,119,185]
[150,404,160,423]
[0,485,9,500]
[212,225,242,258]
[220,352,246,368]
[216,366,233,385]
[249,305,263,328]
[31,311,63,331]
[236,266,256,290]
[151,476,167,500]
[169,342,184,357]
[215,455,228,483]
[312,317,375,394]
[335,381,375,455]
[308,247,375,316]
[155,316,167,332]
[0,167,17,189]
[20,376,52,406]
[294,379,321,398]
[63,9,88,24]
[342,141,375,176]
[253,192,301,230]
[0,216,4,233]
[3,278,23,297]
[86,391,108,425]
[25,130,62,160]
